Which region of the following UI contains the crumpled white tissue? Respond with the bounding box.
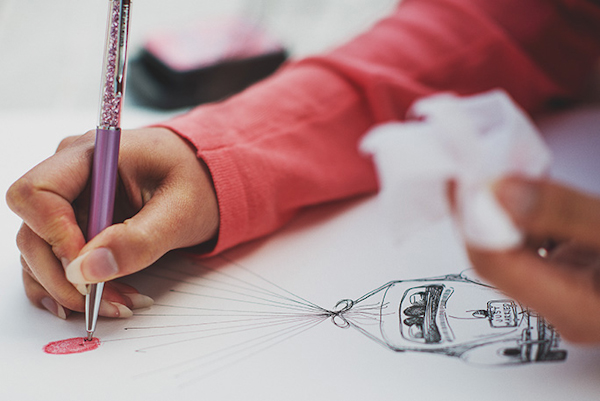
[360,90,551,250]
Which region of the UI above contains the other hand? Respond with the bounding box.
[466,176,600,343]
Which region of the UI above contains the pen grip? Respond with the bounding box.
[87,128,121,241]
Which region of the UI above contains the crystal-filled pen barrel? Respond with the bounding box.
[98,0,131,129]
[86,0,131,340]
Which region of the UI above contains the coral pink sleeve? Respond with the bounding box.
[158,0,600,255]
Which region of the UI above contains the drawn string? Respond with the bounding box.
[107,255,363,384]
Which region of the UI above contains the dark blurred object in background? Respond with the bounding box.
[128,17,287,110]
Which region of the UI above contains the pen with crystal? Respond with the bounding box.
[85,0,131,341]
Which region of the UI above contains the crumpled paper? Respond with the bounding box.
[360,90,551,250]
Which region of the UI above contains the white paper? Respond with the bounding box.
[361,90,552,249]
[1,108,600,401]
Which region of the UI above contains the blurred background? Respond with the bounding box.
[0,0,397,118]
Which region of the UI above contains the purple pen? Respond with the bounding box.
[85,0,131,341]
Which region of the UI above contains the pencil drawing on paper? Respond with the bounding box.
[96,254,565,385]
[332,273,566,365]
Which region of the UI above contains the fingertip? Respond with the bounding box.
[5,175,32,216]
[22,270,73,319]
[104,281,154,309]
[107,280,138,294]
[99,300,133,318]
[65,253,89,284]
[125,293,154,309]
[493,176,540,223]
[41,297,68,320]
[113,302,134,318]
[74,283,88,296]
[66,248,119,284]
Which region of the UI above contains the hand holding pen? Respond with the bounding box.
[7,125,218,323]
[6,8,218,328]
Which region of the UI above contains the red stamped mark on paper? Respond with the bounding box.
[43,337,101,355]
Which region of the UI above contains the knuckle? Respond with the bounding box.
[56,131,96,156]
[20,255,35,278]
[16,225,34,255]
[105,222,161,273]
[46,212,75,243]
[536,184,599,241]
[55,291,85,313]
[126,224,161,266]
[6,176,35,215]
[21,272,42,302]
[56,135,80,151]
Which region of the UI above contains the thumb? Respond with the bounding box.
[64,186,219,285]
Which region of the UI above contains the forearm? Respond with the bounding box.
[313,0,600,117]
[160,0,600,254]
[162,63,378,253]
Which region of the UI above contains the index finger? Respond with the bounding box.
[495,177,600,249]
[6,132,95,263]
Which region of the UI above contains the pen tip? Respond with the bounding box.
[86,332,94,342]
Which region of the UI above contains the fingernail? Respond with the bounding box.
[66,248,119,284]
[63,258,86,295]
[41,297,67,320]
[74,283,88,296]
[99,300,133,318]
[494,178,539,220]
[125,293,154,309]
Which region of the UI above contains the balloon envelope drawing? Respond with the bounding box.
[334,272,566,365]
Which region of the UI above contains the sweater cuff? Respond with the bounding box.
[155,120,249,256]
